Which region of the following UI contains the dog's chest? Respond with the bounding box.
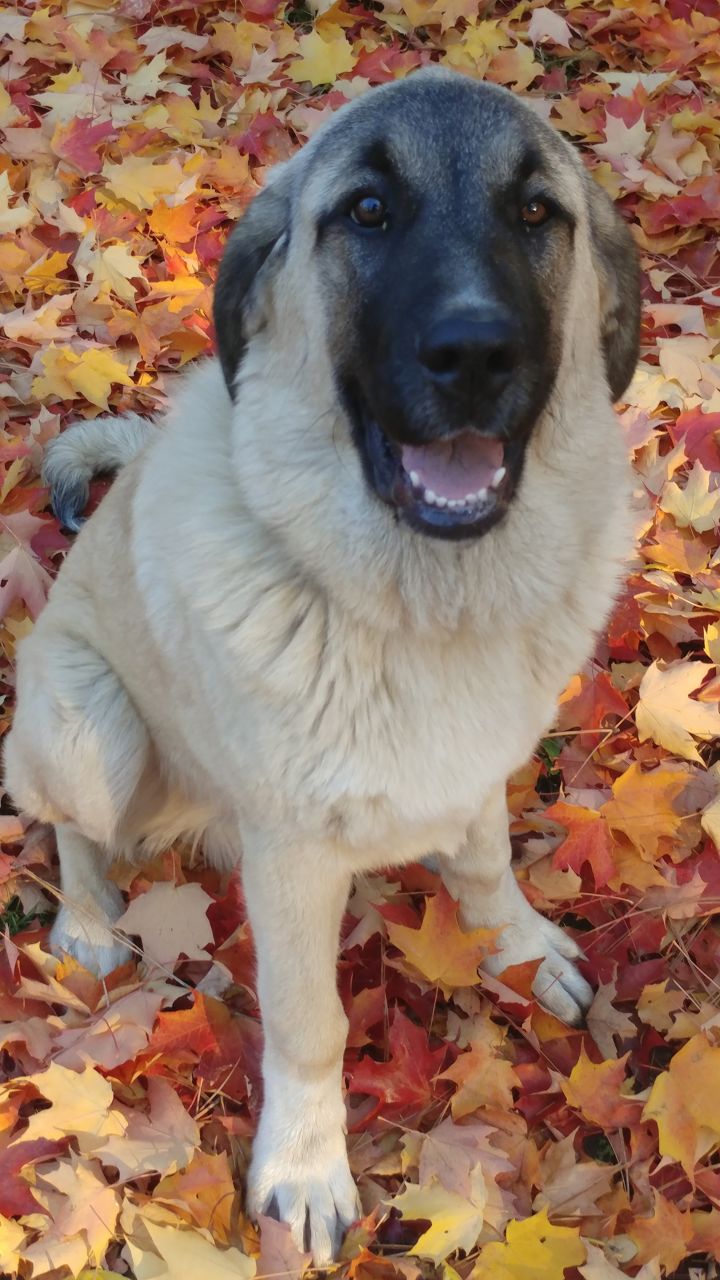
[269,620,556,858]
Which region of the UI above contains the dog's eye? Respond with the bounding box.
[520,199,551,228]
[350,195,388,229]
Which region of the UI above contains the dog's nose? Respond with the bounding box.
[419,312,518,399]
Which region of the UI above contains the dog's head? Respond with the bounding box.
[214,70,639,546]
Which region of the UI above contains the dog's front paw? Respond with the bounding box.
[484,912,593,1027]
[248,1119,360,1265]
[50,887,133,977]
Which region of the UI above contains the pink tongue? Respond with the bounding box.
[401,433,504,500]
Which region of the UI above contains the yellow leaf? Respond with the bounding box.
[705,623,720,666]
[0,83,21,128]
[34,346,133,410]
[636,659,720,764]
[288,28,357,87]
[660,459,720,533]
[25,250,72,296]
[127,1221,256,1280]
[643,1033,720,1176]
[386,887,496,997]
[472,1209,585,1280]
[0,171,33,234]
[444,19,511,72]
[701,763,720,849]
[122,51,168,102]
[22,1061,127,1149]
[391,1181,486,1263]
[74,240,146,303]
[2,292,73,343]
[102,155,185,210]
[0,1215,26,1272]
[602,763,686,862]
[627,1191,693,1273]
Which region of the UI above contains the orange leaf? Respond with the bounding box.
[386,886,496,997]
[546,801,616,888]
[643,1033,720,1177]
[561,1048,639,1129]
[601,763,686,861]
[628,1192,693,1272]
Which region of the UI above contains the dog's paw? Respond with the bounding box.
[50,886,132,977]
[248,1127,360,1265]
[484,912,593,1027]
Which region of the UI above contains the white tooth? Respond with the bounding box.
[477,487,488,502]
[435,495,447,508]
[425,489,437,504]
[491,466,506,489]
[409,470,420,486]
[465,492,477,504]
[448,499,461,509]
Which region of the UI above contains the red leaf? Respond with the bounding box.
[348,1009,447,1115]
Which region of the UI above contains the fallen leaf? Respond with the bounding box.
[636,660,720,763]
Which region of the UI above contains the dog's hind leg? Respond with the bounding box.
[438,785,594,1026]
[4,628,150,975]
[50,824,132,975]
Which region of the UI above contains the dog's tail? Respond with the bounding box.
[42,414,154,532]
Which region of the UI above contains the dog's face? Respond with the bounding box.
[215,71,639,545]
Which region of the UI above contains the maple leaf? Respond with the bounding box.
[349,1009,447,1113]
[471,1209,585,1280]
[126,1218,255,1279]
[547,801,615,888]
[21,1062,127,1149]
[116,881,214,969]
[533,1133,614,1218]
[25,1153,121,1276]
[643,1033,720,1177]
[386,887,496,997]
[390,1181,486,1263]
[74,239,147,303]
[527,8,573,47]
[439,1037,519,1118]
[0,1216,26,1275]
[561,1047,640,1129]
[102,155,186,210]
[0,1137,67,1216]
[155,1150,236,1243]
[660,458,720,532]
[32,345,133,410]
[628,1191,694,1272]
[636,659,720,763]
[288,29,357,87]
[54,987,165,1070]
[601,763,686,861]
[98,1077,199,1182]
[257,1215,311,1280]
[0,510,54,621]
[586,979,636,1059]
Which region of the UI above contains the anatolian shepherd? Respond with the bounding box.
[5,67,640,1263]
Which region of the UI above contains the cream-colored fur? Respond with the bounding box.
[5,70,635,1262]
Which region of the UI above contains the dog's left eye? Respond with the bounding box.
[350,195,388,229]
[520,199,551,228]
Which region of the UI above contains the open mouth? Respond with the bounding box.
[349,394,518,539]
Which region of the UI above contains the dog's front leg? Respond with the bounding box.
[242,834,360,1264]
[438,786,593,1026]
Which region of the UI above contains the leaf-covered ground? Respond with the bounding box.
[2,0,720,1277]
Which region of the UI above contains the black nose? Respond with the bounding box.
[419,311,518,399]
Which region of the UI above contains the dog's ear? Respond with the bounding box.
[214,173,291,398]
[584,176,641,402]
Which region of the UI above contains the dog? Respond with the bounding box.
[5,67,640,1263]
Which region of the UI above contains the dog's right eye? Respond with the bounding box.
[349,195,388,229]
